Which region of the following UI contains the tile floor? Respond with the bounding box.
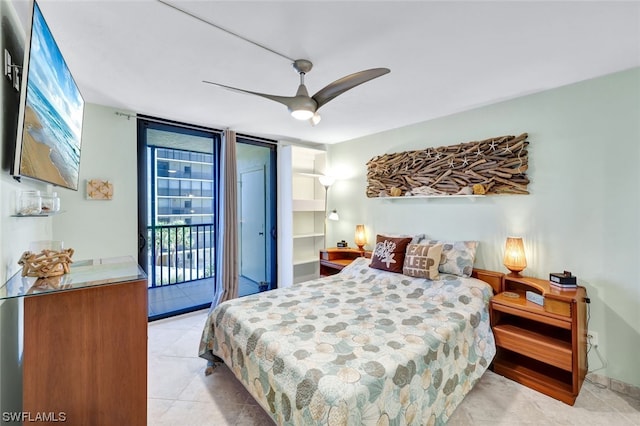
[148,310,640,425]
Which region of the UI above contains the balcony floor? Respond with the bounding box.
[148,276,260,320]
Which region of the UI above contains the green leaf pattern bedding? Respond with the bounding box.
[199,257,496,425]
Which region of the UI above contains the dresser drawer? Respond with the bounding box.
[491,299,572,330]
[543,297,572,317]
[493,324,573,371]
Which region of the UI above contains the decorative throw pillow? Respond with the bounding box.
[425,240,479,277]
[403,243,443,280]
[369,235,412,273]
[384,233,428,244]
[410,234,428,244]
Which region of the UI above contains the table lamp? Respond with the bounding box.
[355,225,367,251]
[503,237,527,276]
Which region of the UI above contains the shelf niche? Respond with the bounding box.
[291,146,328,284]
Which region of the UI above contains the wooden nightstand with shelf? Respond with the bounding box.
[490,274,588,405]
[319,248,371,277]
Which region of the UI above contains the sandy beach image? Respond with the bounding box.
[20,106,70,188]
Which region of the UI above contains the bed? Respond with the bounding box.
[199,255,502,425]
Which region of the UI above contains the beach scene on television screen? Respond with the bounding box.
[20,3,84,190]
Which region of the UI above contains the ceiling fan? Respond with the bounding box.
[203,59,390,126]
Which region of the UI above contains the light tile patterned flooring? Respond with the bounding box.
[148,310,640,425]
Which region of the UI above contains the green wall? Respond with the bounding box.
[328,68,640,387]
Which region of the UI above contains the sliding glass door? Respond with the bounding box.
[236,136,277,295]
[137,117,220,320]
[137,120,278,320]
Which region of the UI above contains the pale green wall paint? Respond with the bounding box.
[53,104,138,260]
[328,68,640,387]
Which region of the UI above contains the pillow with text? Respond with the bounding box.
[403,243,443,280]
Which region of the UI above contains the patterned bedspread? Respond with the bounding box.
[199,257,496,425]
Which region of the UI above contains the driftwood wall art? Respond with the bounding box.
[366,133,529,197]
[18,248,74,278]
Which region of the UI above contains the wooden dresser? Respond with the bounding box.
[490,274,587,405]
[3,257,148,425]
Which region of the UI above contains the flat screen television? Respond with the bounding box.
[12,0,84,191]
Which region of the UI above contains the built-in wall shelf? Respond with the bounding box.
[293,232,324,239]
[291,146,327,284]
[293,199,324,211]
[12,211,65,217]
[380,195,485,201]
[293,257,319,266]
[295,172,323,178]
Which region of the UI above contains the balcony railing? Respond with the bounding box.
[147,223,215,287]
[157,207,214,216]
[156,171,213,180]
[157,189,214,198]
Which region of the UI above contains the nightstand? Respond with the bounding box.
[490,274,588,405]
[319,248,371,276]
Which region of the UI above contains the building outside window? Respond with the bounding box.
[149,147,215,285]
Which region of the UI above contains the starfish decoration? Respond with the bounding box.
[488,141,497,151]
[475,147,483,157]
[448,158,455,168]
[434,151,442,160]
[375,240,397,268]
[461,157,469,167]
[425,150,431,159]
[503,144,512,153]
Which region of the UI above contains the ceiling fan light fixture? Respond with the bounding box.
[203,58,389,124]
[291,108,314,120]
[289,92,316,120]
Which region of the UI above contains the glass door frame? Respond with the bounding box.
[137,115,221,319]
[236,134,278,292]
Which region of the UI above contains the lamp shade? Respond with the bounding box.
[318,175,335,187]
[328,210,339,221]
[354,225,367,251]
[503,237,527,275]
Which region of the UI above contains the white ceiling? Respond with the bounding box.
[13,0,640,145]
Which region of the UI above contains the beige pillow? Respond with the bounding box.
[403,243,443,280]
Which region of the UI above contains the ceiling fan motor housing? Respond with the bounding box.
[293,59,313,74]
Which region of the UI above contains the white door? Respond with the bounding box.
[240,167,266,284]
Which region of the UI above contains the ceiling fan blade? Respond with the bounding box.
[202,80,295,108]
[312,68,390,110]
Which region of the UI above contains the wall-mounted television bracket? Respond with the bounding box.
[4,49,21,92]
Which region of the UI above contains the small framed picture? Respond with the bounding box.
[87,179,113,200]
